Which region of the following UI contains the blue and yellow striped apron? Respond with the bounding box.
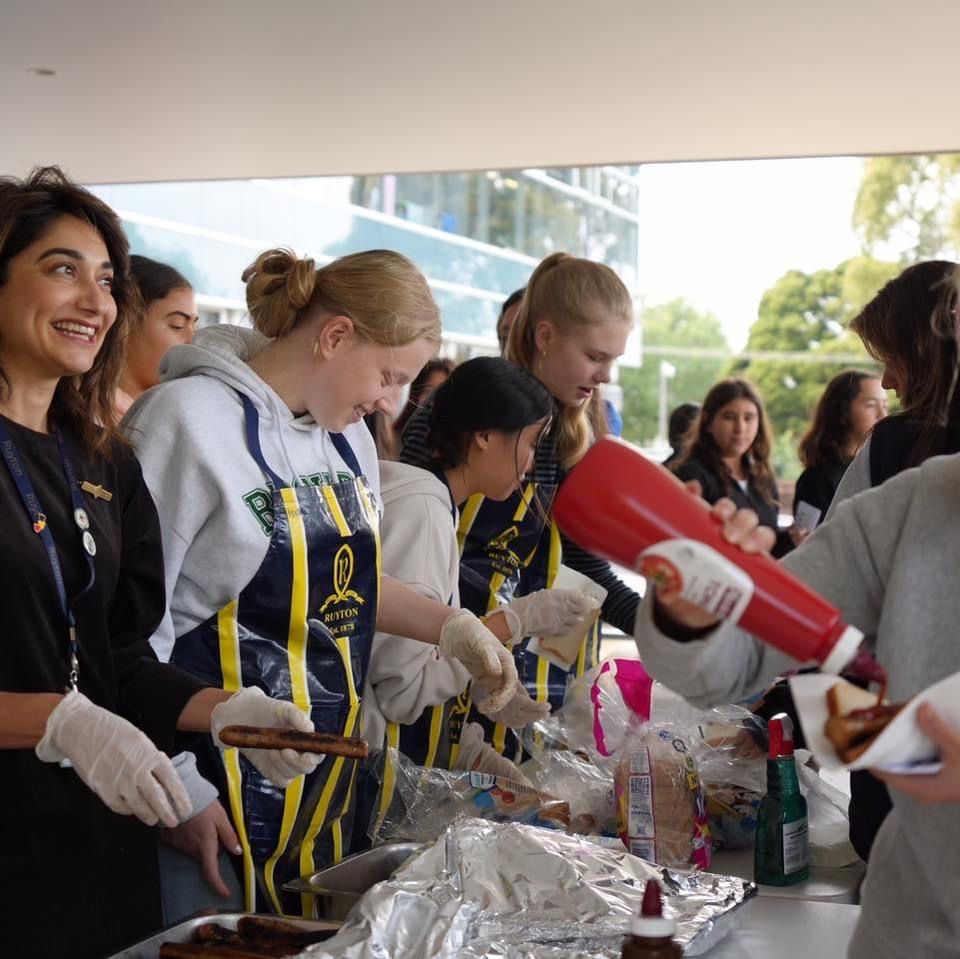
[401,481,600,766]
[172,396,380,915]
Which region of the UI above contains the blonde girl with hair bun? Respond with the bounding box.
[126,246,527,915]
[401,251,641,763]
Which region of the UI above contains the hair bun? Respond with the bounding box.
[242,247,317,337]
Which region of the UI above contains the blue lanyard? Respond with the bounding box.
[0,419,97,691]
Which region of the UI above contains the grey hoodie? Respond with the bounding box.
[634,454,960,959]
[362,460,470,746]
[124,325,380,663]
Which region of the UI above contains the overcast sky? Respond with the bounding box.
[636,156,865,351]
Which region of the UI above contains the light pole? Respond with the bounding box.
[657,360,676,445]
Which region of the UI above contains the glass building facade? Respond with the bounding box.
[91,166,641,354]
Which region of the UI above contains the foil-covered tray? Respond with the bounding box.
[284,842,425,919]
[297,819,756,958]
[106,911,340,958]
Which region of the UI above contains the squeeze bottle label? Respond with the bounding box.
[552,438,869,676]
[638,539,754,623]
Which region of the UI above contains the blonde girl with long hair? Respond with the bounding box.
[401,252,640,761]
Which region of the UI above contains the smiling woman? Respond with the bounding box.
[0,168,342,959]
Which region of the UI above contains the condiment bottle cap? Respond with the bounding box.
[768,713,795,758]
[630,879,677,938]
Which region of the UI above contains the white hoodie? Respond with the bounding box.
[362,460,471,747]
[124,325,380,663]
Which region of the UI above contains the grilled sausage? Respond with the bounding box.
[218,725,369,759]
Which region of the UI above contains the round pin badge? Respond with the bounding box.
[82,531,97,557]
[73,508,90,530]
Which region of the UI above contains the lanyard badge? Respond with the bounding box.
[0,421,97,692]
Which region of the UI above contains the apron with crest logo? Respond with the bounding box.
[172,396,380,915]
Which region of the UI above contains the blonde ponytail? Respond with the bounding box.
[507,252,633,469]
[242,247,441,347]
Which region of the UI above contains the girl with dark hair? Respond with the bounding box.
[116,254,198,415]
[364,356,592,782]
[826,262,959,865]
[0,169,320,958]
[792,370,886,533]
[402,252,640,761]
[392,355,455,436]
[674,378,788,555]
[831,260,960,502]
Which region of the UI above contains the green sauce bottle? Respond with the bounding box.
[754,712,809,885]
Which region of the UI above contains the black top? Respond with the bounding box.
[674,457,791,559]
[0,416,205,959]
[400,401,640,634]
[793,455,848,523]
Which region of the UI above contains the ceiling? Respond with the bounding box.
[3,0,959,185]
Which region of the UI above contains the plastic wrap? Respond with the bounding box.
[298,819,756,959]
[370,748,570,844]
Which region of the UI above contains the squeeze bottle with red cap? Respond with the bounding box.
[552,437,872,677]
[621,879,683,959]
[754,713,809,885]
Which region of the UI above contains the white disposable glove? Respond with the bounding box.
[454,722,534,787]
[473,679,551,728]
[437,609,518,713]
[502,588,597,642]
[36,690,192,828]
[211,687,322,787]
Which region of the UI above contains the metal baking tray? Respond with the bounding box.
[283,842,425,920]
[106,911,341,958]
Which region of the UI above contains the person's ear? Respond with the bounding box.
[473,430,492,452]
[533,320,555,355]
[313,315,355,360]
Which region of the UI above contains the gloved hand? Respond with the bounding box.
[454,722,533,787]
[36,690,192,828]
[502,588,597,641]
[473,679,551,728]
[438,609,518,713]
[211,687,322,787]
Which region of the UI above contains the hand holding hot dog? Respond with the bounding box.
[873,704,960,804]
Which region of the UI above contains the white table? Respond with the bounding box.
[710,847,864,904]
[702,898,860,957]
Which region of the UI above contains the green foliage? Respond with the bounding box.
[853,154,960,261]
[619,299,730,445]
[733,257,895,478]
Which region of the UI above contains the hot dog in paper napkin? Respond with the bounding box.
[789,670,960,774]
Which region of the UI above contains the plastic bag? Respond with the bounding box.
[795,751,858,867]
[369,747,570,844]
[614,720,712,870]
[647,695,767,851]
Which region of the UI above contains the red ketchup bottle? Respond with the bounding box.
[553,438,867,676]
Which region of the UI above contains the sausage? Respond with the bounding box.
[824,704,904,763]
[236,915,338,945]
[193,924,296,955]
[218,725,369,759]
[160,943,292,959]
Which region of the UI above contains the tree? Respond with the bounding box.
[732,257,898,479]
[853,154,960,262]
[619,299,730,446]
